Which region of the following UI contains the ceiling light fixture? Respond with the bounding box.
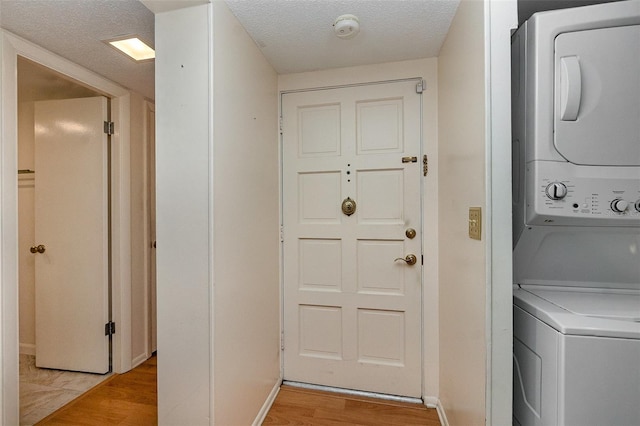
[334,14,360,40]
[106,36,155,61]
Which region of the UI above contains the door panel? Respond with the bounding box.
[283,81,422,397]
[34,96,109,374]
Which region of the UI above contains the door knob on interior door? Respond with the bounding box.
[30,244,46,254]
[394,254,417,265]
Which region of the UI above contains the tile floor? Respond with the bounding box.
[19,354,111,425]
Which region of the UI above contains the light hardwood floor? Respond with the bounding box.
[37,358,440,425]
[264,385,441,425]
[36,356,157,425]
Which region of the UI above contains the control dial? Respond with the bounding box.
[635,200,640,213]
[610,198,629,213]
[545,182,568,200]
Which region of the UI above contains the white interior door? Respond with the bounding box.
[282,81,422,397]
[34,96,109,374]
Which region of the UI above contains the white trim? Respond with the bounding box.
[111,94,132,375]
[1,30,21,426]
[19,343,36,356]
[207,2,216,423]
[278,77,426,398]
[423,395,439,408]
[142,100,155,359]
[0,30,132,423]
[251,380,281,426]
[9,35,125,98]
[131,352,149,369]
[484,1,517,425]
[434,398,450,426]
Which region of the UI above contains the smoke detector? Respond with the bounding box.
[333,14,360,39]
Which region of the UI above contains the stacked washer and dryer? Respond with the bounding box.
[511,1,640,425]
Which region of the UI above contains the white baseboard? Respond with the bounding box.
[436,399,449,426]
[252,379,282,426]
[423,396,449,426]
[131,352,150,369]
[20,343,36,356]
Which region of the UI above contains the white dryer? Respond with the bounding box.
[511,2,640,425]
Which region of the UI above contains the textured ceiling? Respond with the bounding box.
[224,0,460,74]
[1,0,155,100]
[1,0,461,99]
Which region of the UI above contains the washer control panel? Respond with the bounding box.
[526,162,640,225]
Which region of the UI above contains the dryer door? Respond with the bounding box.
[554,25,640,166]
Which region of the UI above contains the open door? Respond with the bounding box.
[34,96,110,374]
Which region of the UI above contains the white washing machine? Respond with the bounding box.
[511,2,640,425]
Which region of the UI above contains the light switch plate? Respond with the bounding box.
[469,207,482,240]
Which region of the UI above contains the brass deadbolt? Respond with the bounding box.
[30,244,46,254]
[342,197,356,216]
[405,228,417,239]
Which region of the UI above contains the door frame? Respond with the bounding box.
[278,77,425,397]
[1,31,133,424]
[143,100,157,355]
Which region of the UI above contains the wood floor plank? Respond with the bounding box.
[264,385,441,425]
[37,359,440,425]
[36,356,157,426]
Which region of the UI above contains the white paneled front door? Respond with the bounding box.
[34,96,110,374]
[282,81,422,397]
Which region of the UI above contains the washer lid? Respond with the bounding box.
[514,288,640,339]
[529,288,640,321]
[554,25,640,166]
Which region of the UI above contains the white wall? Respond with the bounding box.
[155,3,281,424]
[485,1,517,423]
[278,57,441,400]
[211,2,280,424]
[437,0,487,424]
[155,5,212,424]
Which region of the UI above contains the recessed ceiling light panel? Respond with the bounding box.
[106,36,155,61]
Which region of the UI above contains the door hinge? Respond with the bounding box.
[279,116,283,134]
[281,331,285,351]
[280,226,284,243]
[103,121,115,135]
[105,321,116,336]
[416,79,426,94]
[422,255,424,265]
[423,154,429,176]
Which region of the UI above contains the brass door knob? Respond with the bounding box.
[394,254,417,265]
[341,197,356,216]
[30,244,46,254]
[405,228,417,239]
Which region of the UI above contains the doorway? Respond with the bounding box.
[17,57,112,424]
[281,80,424,398]
[1,31,140,425]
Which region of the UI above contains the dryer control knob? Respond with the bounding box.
[611,198,629,213]
[545,182,568,200]
[635,200,640,213]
